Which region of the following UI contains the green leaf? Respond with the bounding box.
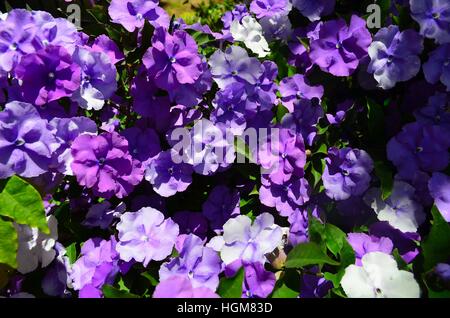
[285,242,339,268]
[217,268,245,298]
[422,206,450,271]
[0,176,49,234]
[275,104,289,123]
[102,285,140,298]
[0,218,17,268]
[65,243,77,265]
[374,161,394,200]
[271,283,298,298]
[141,272,159,287]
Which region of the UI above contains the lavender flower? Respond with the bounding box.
[428,172,450,222]
[14,45,81,106]
[209,46,263,89]
[116,207,179,266]
[410,0,450,44]
[0,101,60,179]
[368,26,423,89]
[143,28,202,91]
[145,150,194,197]
[213,213,283,265]
[322,147,374,201]
[347,233,394,266]
[423,43,450,91]
[202,185,240,232]
[279,74,324,112]
[71,132,144,199]
[309,15,371,76]
[70,237,119,298]
[159,234,222,290]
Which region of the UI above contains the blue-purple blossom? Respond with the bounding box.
[0,101,60,179]
[387,122,450,179]
[159,234,222,291]
[423,43,450,91]
[209,46,263,89]
[292,0,336,22]
[322,147,374,201]
[410,0,450,44]
[202,185,240,232]
[368,26,423,89]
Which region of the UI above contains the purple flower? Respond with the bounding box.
[368,26,423,89]
[202,185,240,232]
[172,211,208,239]
[300,268,332,298]
[131,66,171,118]
[246,61,278,111]
[145,150,193,197]
[288,207,319,246]
[71,47,118,110]
[429,172,450,222]
[70,237,119,298]
[160,234,222,291]
[121,126,161,166]
[364,181,425,233]
[209,46,263,89]
[83,201,126,229]
[108,0,160,32]
[281,98,324,146]
[369,222,420,263]
[215,213,283,265]
[326,100,353,125]
[292,0,336,21]
[347,233,394,266]
[143,28,202,91]
[184,119,235,176]
[14,45,81,106]
[435,263,450,282]
[0,9,36,72]
[71,131,145,199]
[410,0,450,44]
[32,11,80,53]
[279,74,324,112]
[414,93,450,128]
[168,60,212,108]
[116,207,179,266]
[423,43,450,91]
[322,147,374,201]
[259,129,306,185]
[309,15,371,76]
[91,34,125,65]
[250,0,292,18]
[153,276,219,298]
[0,101,60,179]
[211,83,249,136]
[242,262,276,298]
[387,122,450,179]
[221,4,249,31]
[260,175,311,217]
[260,13,293,42]
[288,23,321,73]
[50,116,97,175]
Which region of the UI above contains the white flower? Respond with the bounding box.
[364,181,425,233]
[15,216,58,274]
[231,16,270,58]
[215,213,283,265]
[341,252,420,298]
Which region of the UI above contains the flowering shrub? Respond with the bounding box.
[0,0,449,299]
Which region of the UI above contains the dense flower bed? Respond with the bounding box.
[0,0,449,298]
